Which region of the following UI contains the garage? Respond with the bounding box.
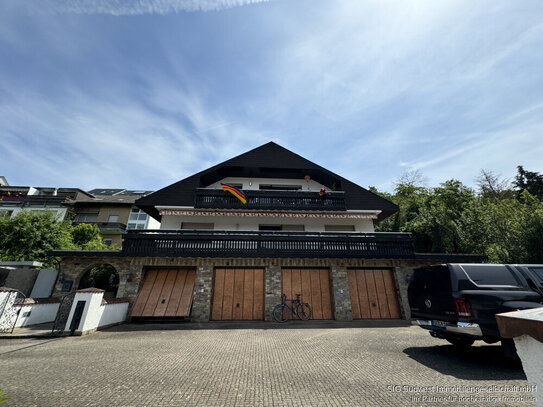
[211,268,265,321]
[282,268,334,320]
[130,268,196,318]
[347,268,401,319]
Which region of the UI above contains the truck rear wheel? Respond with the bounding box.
[445,337,474,348]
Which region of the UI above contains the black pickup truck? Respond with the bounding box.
[408,264,543,355]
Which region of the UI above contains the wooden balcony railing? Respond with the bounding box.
[122,230,415,259]
[194,189,347,211]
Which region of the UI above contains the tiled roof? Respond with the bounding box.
[76,287,105,293]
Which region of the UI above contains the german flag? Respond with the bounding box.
[221,184,247,204]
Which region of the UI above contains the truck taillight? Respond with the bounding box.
[454,298,472,318]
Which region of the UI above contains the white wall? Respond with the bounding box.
[98,303,129,328]
[146,216,161,230]
[14,303,59,328]
[514,335,542,407]
[161,214,375,232]
[64,291,128,334]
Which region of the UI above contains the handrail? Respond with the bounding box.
[194,188,347,211]
[122,230,415,259]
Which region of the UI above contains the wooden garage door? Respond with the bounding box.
[211,268,264,320]
[347,269,401,319]
[130,268,196,318]
[282,268,333,320]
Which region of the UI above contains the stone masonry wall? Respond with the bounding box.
[264,265,281,322]
[55,256,469,323]
[330,265,353,321]
[191,265,213,322]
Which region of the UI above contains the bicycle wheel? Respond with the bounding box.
[296,303,312,321]
[272,304,289,322]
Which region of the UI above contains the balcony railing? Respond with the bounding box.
[194,189,347,211]
[122,230,415,259]
[73,221,127,232]
[23,195,68,206]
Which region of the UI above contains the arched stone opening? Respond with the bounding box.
[77,264,119,298]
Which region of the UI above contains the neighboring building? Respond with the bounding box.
[0,185,92,220]
[71,189,159,247]
[53,142,484,324]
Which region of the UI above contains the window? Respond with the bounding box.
[259,224,305,231]
[103,238,113,246]
[75,213,98,222]
[127,208,149,230]
[281,225,305,231]
[461,265,522,287]
[259,225,282,231]
[181,222,214,230]
[108,215,119,222]
[324,225,355,232]
[528,267,543,281]
[259,184,302,191]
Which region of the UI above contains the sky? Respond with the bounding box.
[1,0,543,193]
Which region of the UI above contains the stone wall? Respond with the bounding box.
[54,256,463,323]
[264,265,281,322]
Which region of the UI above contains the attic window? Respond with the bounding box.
[258,225,304,231]
[259,184,301,191]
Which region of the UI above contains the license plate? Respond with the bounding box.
[432,320,447,327]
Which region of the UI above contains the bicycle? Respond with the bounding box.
[272,293,312,322]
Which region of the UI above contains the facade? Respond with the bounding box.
[71,189,159,247]
[0,185,91,220]
[53,142,484,323]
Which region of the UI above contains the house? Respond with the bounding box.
[0,185,92,220]
[52,142,484,323]
[71,189,159,247]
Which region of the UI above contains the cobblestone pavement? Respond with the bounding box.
[0,323,537,407]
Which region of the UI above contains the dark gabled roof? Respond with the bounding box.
[136,142,398,222]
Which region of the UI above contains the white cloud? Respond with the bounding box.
[18,0,272,15]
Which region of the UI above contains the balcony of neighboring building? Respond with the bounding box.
[194,188,347,211]
[73,213,127,234]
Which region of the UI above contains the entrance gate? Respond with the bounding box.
[0,289,26,334]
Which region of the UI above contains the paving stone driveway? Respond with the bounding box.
[0,323,537,407]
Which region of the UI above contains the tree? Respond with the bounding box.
[514,166,543,200]
[0,211,112,267]
[475,169,513,200]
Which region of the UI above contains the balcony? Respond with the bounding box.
[122,230,415,259]
[194,189,347,211]
[23,195,68,206]
[73,221,127,233]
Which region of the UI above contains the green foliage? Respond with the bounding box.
[514,166,543,200]
[375,168,543,263]
[78,264,119,294]
[0,211,114,267]
[0,389,10,403]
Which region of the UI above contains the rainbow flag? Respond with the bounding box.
[221,184,247,204]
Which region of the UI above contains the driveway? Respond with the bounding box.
[0,322,536,406]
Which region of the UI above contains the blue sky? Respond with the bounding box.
[1,0,543,193]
